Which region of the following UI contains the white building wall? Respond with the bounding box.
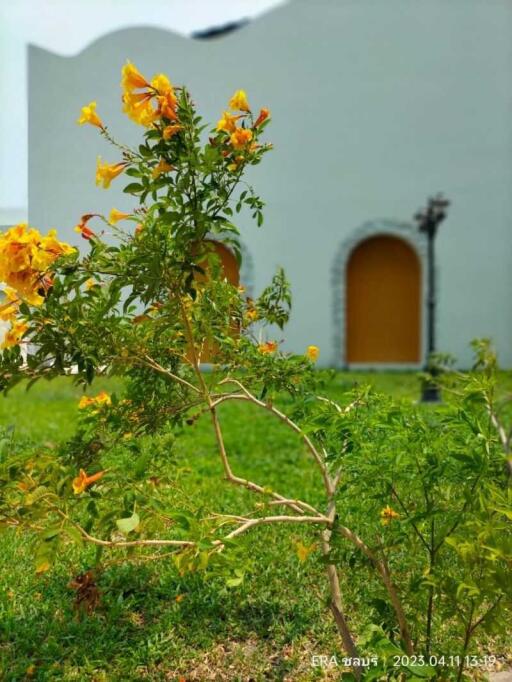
[27,0,512,367]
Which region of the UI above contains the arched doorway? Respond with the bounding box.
[196,240,240,287]
[346,235,421,364]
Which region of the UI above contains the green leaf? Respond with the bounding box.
[116,512,140,534]
[123,183,144,195]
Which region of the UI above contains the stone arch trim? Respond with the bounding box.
[331,220,428,368]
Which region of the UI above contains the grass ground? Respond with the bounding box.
[0,372,509,681]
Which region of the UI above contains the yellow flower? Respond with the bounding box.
[152,158,173,179]
[95,158,126,189]
[77,101,104,129]
[85,278,97,290]
[0,287,19,321]
[151,73,175,97]
[162,124,183,140]
[1,319,28,349]
[78,390,112,410]
[72,469,105,495]
[246,309,258,322]
[258,341,278,355]
[380,505,400,526]
[108,208,131,224]
[295,540,317,563]
[216,111,240,133]
[121,65,178,125]
[0,224,74,305]
[306,345,319,362]
[122,91,158,127]
[121,61,150,93]
[230,127,253,149]
[229,89,250,112]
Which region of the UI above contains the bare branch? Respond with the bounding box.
[218,378,333,494]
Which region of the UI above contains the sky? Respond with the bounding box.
[0,0,286,224]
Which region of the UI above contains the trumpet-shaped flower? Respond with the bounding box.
[0,287,19,321]
[163,124,183,140]
[254,107,270,127]
[156,91,178,120]
[122,92,158,127]
[121,61,150,93]
[95,158,126,189]
[229,89,250,112]
[0,224,74,305]
[74,224,96,240]
[152,158,173,179]
[78,390,112,410]
[258,341,278,354]
[150,73,170,94]
[216,111,240,134]
[72,469,106,495]
[77,101,104,129]
[108,208,131,224]
[1,318,28,349]
[230,127,253,149]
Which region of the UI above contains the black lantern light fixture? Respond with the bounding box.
[414,193,450,403]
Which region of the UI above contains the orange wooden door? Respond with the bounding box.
[196,241,240,287]
[346,235,421,363]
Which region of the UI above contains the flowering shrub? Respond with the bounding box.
[0,63,510,680]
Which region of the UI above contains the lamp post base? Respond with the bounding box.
[420,380,441,403]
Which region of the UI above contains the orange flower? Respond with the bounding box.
[152,158,174,179]
[254,107,270,127]
[74,224,96,240]
[230,128,253,149]
[162,124,183,140]
[72,469,105,495]
[380,505,400,526]
[121,61,150,93]
[156,91,178,121]
[258,341,278,355]
[74,213,98,239]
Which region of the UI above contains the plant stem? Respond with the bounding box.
[425,518,436,656]
[456,601,475,682]
[321,485,361,678]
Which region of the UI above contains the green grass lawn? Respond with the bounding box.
[0,371,508,681]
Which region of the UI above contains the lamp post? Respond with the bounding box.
[414,194,450,403]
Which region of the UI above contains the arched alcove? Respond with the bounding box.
[196,239,251,364]
[346,235,421,363]
[199,240,241,287]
